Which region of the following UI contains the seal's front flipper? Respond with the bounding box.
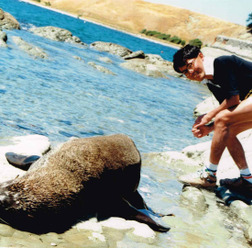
[5,152,40,171]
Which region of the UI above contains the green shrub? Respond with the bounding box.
[155,34,171,40]
[181,40,186,46]
[44,1,51,6]
[169,36,182,44]
[189,38,203,48]
[140,29,192,46]
[145,30,160,36]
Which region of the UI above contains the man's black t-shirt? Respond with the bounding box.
[206,55,252,104]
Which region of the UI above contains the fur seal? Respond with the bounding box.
[0,134,170,233]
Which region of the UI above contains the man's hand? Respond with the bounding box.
[192,114,213,138]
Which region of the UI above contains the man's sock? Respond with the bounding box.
[240,168,252,183]
[205,163,218,177]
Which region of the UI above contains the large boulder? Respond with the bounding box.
[0,9,20,30]
[30,26,86,45]
[120,54,179,78]
[90,41,132,57]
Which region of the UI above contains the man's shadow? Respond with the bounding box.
[215,186,252,205]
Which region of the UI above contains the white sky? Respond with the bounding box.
[144,0,252,26]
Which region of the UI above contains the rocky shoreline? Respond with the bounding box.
[0,6,252,247]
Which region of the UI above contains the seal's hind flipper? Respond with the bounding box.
[5,152,40,171]
[121,198,170,232]
[122,190,148,210]
[132,208,170,232]
[124,190,174,218]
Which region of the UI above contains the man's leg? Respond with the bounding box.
[178,97,252,189]
[209,98,252,190]
[210,98,252,168]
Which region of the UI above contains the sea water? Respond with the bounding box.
[0,0,211,153]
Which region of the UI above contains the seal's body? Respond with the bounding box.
[0,134,169,232]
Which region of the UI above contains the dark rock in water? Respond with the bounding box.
[0,134,170,233]
[0,8,20,30]
[29,26,86,45]
[123,50,145,60]
[0,30,7,42]
[0,30,7,47]
[90,41,132,57]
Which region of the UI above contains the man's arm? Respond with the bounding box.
[195,94,240,128]
[192,94,240,138]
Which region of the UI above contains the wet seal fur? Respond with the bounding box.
[0,134,170,233]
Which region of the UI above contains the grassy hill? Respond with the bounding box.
[32,0,247,45]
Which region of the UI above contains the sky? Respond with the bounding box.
[144,0,252,26]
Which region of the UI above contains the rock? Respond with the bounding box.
[12,36,48,59]
[123,50,145,60]
[229,201,252,244]
[201,46,233,58]
[211,35,252,61]
[181,141,211,163]
[126,221,156,244]
[30,26,86,45]
[145,54,167,64]
[0,9,20,30]
[73,55,84,61]
[142,151,199,173]
[0,135,50,183]
[101,217,156,244]
[193,95,219,117]
[0,224,15,237]
[245,226,252,245]
[120,54,180,78]
[88,61,116,75]
[75,218,103,233]
[90,41,132,57]
[180,186,208,213]
[230,201,252,225]
[0,30,7,47]
[120,58,166,78]
[98,57,113,63]
[62,228,107,248]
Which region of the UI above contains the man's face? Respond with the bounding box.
[178,53,205,81]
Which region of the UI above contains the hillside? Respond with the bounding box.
[30,0,247,45]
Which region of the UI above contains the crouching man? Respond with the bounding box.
[173,44,252,194]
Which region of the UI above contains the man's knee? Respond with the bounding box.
[214,111,230,128]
